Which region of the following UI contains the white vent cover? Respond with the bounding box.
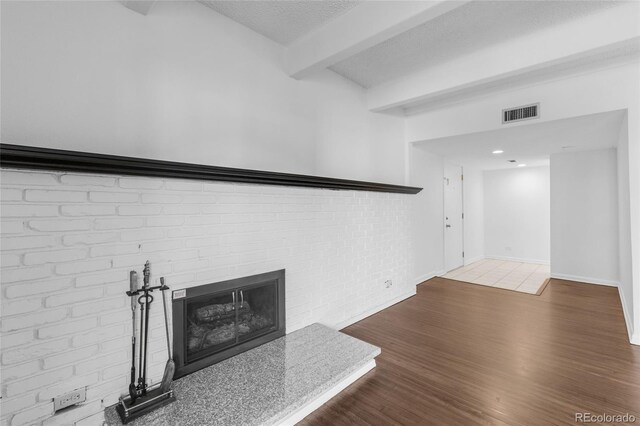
[502,103,539,124]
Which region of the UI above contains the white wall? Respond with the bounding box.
[617,115,634,339]
[462,168,484,264]
[550,148,619,285]
[483,166,550,264]
[0,0,405,184]
[408,151,486,277]
[408,146,444,281]
[408,151,485,278]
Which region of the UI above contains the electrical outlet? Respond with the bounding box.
[385,280,393,288]
[54,388,86,412]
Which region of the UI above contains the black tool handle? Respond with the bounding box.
[141,293,152,394]
[129,366,137,402]
[137,298,145,393]
[129,271,138,402]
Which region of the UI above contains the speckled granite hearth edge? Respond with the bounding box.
[105,323,380,425]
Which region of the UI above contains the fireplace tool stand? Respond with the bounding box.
[116,261,175,424]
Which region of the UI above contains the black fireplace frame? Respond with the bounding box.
[172,269,286,379]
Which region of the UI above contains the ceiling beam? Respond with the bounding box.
[367,3,640,114]
[284,1,470,80]
[120,0,156,16]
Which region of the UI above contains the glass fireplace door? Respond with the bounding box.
[172,269,285,379]
[237,281,278,342]
[185,290,238,363]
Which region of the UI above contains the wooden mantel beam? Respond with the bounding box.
[0,144,422,195]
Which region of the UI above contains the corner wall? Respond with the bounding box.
[408,147,444,281]
[617,116,634,339]
[483,166,550,264]
[462,168,484,265]
[550,149,619,286]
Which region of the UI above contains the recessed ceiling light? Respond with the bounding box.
[517,164,527,167]
[492,150,504,154]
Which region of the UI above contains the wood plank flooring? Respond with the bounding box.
[300,277,640,425]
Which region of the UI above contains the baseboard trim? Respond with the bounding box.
[618,287,635,343]
[278,359,376,425]
[334,289,416,331]
[413,270,444,286]
[550,273,619,287]
[464,256,484,266]
[486,255,550,265]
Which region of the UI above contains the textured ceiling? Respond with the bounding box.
[330,1,623,88]
[414,110,625,171]
[199,0,361,45]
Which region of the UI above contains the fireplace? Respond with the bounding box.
[172,270,285,378]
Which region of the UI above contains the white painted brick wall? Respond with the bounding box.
[0,169,416,425]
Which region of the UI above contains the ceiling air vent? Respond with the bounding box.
[502,103,539,124]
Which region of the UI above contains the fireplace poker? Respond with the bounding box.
[136,292,146,396]
[128,271,138,402]
[137,261,153,397]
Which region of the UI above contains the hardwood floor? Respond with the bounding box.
[300,277,640,425]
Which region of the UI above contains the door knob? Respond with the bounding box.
[446,224,451,228]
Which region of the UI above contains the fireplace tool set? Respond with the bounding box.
[116,261,176,424]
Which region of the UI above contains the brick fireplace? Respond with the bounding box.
[0,168,415,425]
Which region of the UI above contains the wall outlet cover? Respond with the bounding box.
[54,387,86,412]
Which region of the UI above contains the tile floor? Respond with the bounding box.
[442,259,550,294]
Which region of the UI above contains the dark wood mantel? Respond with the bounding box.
[0,144,422,194]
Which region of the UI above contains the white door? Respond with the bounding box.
[444,163,464,272]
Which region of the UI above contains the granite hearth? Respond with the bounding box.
[104,324,380,425]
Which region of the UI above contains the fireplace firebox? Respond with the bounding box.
[172,270,285,379]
